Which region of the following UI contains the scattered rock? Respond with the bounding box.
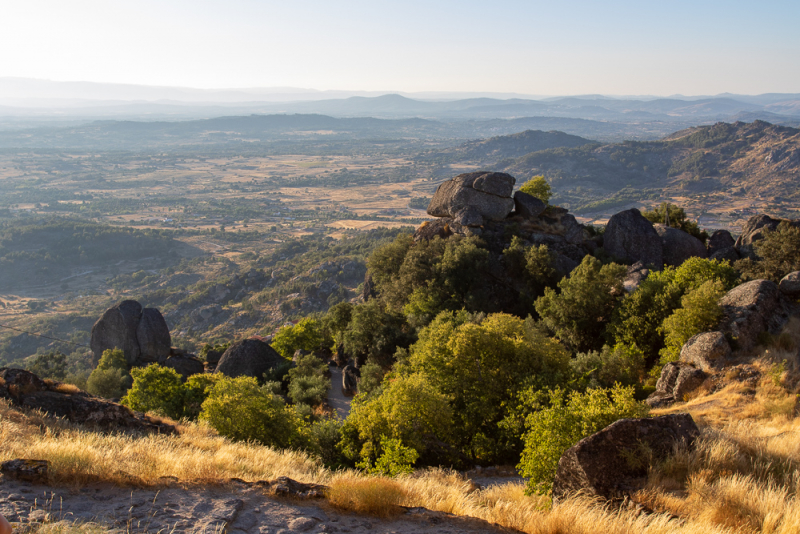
[0,368,175,433]
[707,230,735,255]
[163,354,204,381]
[719,279,796,351]
[552,414,700,504]
[264,477,328,499]
[604,209,663,267]
[427,172,516,227]
[779,271,800,298]
[288,517,317,531]
[215,339,286,379]
[654,224,708,266]
[342,364,359,396]
[647,362,706,407]
[1,459,49,484]
[680,332,731,372]
[513,191,546,219]
[413,218,455,242]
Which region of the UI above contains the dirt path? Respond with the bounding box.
[0,477,513,534]
[327,366,351,420]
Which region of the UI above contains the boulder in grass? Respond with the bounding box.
[654,224,708,267]
[680,331,731,372]
[647,361,706,407]
[1,459,49,484]
[719,280,796,351]
[552,414,700,504]
[779,271,800,298]
[90,300,143,366]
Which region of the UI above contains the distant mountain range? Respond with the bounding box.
[1,78,799,127]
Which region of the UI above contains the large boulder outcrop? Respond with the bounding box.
[90,300,143,366]
[90,300,171,367]
[427,172,515,227]
[215,338,286,379]
[603,209,663,267]
[734,214,781,259]
[654,224,708,266]
[552,414,700,504]
[0,368,175,433]
[719,280,796,351]
[779,271,800,298]
[707,230,735,256]
[135,308,172,364]
[513,191,546,219]
[646,362,706,407]
[680,331,731,372]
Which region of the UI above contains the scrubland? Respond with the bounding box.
[2,346,799,534]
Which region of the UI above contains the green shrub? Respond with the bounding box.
[657,279,726,365]
[357,436,419,477]
[340,373,453,466]
[271,318,324,359]
[122,364,184,419]
[642,203,708,243]
[287,354,330,406]
[200,375,305,448]
[26,351,67,381]
[86,348,131,398]
[571,343,645,388]
[736,221,800,283]
[182,373,223,420]
[519,176,552,203]
[309,417,346,468]
[535,256,626,351]
[517,385,649,494]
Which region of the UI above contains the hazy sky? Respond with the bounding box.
[2,0,798,95]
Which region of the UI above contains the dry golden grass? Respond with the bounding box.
[4,334,800,533]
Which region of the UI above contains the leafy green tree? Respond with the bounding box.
[736,221,800,283]
[608,257,738,361]
[27,351,67,381]
[200,375,306,448]
[182,373,223,420]
[642,203,708,243]
[287,353,330,406]
[658,279,726,364]
[342,299,413,365]
[571,343,645,388]
[409,311,570,462]
[86,348,132,399]
[271,318,324,359]
[122,364,184,420]
[535,256,627,352]
[519,176,552,203]
[357,436,419,477]
[517,385,649,494]
[340,373,453,466]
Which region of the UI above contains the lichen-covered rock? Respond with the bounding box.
[680,332,731,372]
[623,262,649,293]
[719,280,796,351]
[215,339,285,379]
[0,368,175,433]
[604,209,663,267]
[342,364,359,396]
[90,300,143,365]
[413,218,456,242]
[779,271,800,298]
[709,246,740,263]
[427,172,515,227]
[647,362,706,407]
[513,191,546,219]
[654,224,708,266]
[552,414,700,504]
[136,308,171,364]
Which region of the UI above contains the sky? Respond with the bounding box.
[1,0,799,96]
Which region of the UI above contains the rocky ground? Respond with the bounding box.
[0,477,513,534]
